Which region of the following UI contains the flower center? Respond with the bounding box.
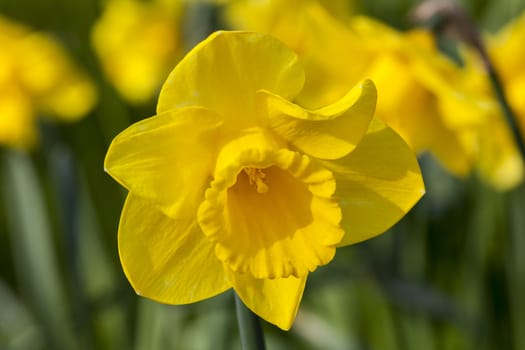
[244,168,269,194]
[198,147,345,279]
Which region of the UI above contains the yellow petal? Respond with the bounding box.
[198,129,343,279]
[104,106,223,219]
[428,126,475,177]
[16,32,97,119]
[40,75,97,121]
[91,0,181,103]
[477,114,524,191]
[321,119,425,246]
[0,87,37,149]
[507,74,525,123]
[231,271,307,331]
[17,33,70,95]
[412,58,489,129]
[260,79,376,160]
[157,31,305,128]
[119,194,231,304]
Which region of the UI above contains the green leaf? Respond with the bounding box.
[2,150,77,350]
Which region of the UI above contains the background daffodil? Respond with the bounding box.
[91,0,183,104]
[0,16,96,150]
[105,31,424,330]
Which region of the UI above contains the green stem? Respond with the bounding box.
[469,32,525,159]
[234,293,266,350]
[486,63,525,159]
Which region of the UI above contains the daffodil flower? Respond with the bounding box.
[0,16,96,149]
[105,31,424,330]
[91,0,182,104]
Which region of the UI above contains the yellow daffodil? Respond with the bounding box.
[91,0,183,104]
[104,31,424,330]
[225,2,522,189]
[0,16,96,149]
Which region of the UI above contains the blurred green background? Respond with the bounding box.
[1,0,525,349]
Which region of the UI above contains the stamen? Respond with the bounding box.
[244,168,269,194]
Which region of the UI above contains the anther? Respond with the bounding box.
[244,168,269,194]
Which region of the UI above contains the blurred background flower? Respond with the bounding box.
[91,0,183,104]
[0,16,96,149]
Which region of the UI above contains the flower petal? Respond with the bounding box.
[91,0,181,103]
[231,271,307,331]
[428,127,474,177]
[119,194,231,304]
[260,79,376,160]
[104,106,222,219]
[321,118,425,246]
[157,31,305,128]
[0,87,36,149]
[198,130,343,279]
[477,114,523,191]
